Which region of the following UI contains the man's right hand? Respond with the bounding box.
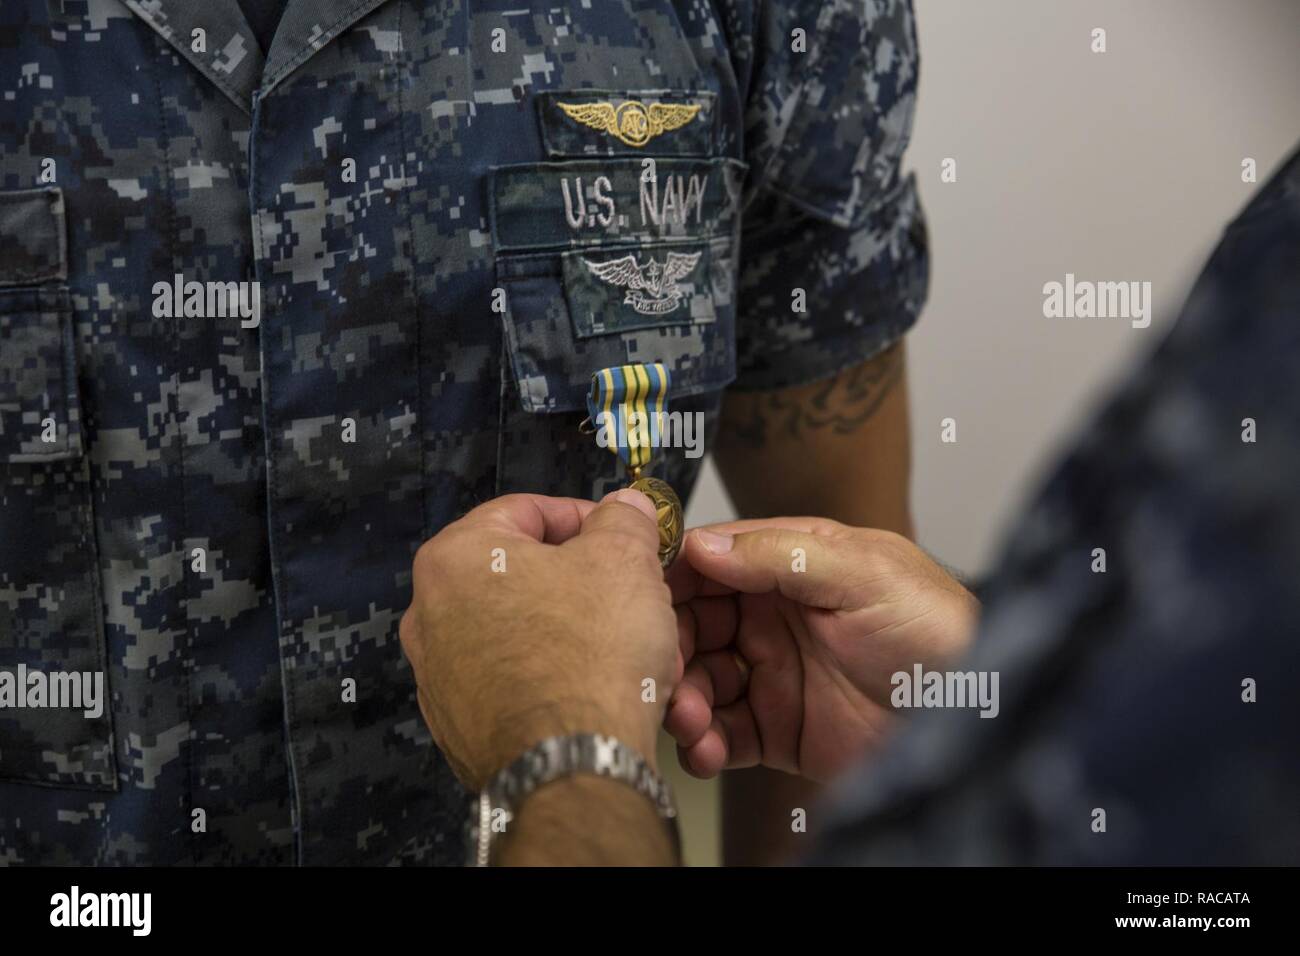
[665,520,980,783]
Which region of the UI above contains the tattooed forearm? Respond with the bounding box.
[720,343,904,450]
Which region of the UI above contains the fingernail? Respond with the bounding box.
[696,529,734,554]
[602,487,656,521]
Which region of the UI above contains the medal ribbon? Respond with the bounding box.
[585,363,671,473]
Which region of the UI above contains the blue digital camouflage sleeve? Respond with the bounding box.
[804,146,1300,866]
[731,0,929,390]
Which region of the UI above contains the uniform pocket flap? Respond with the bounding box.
[0,288,84,462]
[563,240,716,337]
[0,187,67,286]
[501,238,736,413]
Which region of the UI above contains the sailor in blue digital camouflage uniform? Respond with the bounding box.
[0,1,927,864]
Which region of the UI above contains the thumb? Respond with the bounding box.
[575,487,661,564]
[684,525,864,609]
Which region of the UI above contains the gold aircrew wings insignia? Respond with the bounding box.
[556,100,702,148]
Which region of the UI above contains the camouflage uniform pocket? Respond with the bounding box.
[0,189,116,791]
[492,246,735,502]
[489,157,745,413]
[496,236,736,414]
[488,151,743,497]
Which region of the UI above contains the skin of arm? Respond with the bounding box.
[710,341,914,866]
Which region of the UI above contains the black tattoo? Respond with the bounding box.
[721,343,903,450]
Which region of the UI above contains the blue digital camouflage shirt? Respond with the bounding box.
[809,145,1300,866]
[0,1,927,864]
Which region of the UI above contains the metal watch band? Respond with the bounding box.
[467,733,679,866]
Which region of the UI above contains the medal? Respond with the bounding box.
[628,474,684,568]
[582,363,684,567]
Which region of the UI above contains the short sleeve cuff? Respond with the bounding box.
[732,172,929,391]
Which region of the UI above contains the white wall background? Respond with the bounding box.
[687,0,1300,576]
[672,0,1300,866]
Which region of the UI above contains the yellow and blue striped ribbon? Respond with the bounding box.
[585,363,671,472]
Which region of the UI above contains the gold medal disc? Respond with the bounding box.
[629,476,683,568]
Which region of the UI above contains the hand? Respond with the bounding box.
[399,490,679,791]
[665,519,980,783]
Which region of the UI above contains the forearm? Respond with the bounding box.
[497,774,678,866]
[714,342,914,536]
[714,342,915,864]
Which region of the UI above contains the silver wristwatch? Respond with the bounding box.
[466,733,679,866]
